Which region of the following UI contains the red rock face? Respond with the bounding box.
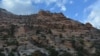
[85,22,93,29]
[0,9,97,37]
[38,10,51,16]
[0,9,99,38]
[0,8,100,56]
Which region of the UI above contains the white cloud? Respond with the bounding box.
[69,0,74,4]
[0,0,36,15]
[84,0,88,2]
[0,0,68,14]
[36,0,67,11]
[61,6,66,11]
[75,13,78,17]
[85,0,100,29]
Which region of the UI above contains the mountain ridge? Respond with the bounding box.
[0,8,94,29]
[0,8,100,56]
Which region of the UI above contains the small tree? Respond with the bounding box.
[59,51,72,56]
[8,52,15,56]
[36,29,41,34]
[9,24,16,37]
[47,47,58,56]
[0,52,5,56]
[31,50,46,56]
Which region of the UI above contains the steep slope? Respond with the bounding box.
[0,8,100,56]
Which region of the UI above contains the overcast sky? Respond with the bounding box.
[0,0,100,29]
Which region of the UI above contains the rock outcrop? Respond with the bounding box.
[0,9,100,56]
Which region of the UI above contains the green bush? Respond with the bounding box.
[31,50,46,56]
[0,52,5,56]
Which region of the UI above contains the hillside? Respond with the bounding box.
[0,8,100,56]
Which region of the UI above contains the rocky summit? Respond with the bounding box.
[0,8,100,56]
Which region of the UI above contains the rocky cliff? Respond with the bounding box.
[0,8,100,56]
